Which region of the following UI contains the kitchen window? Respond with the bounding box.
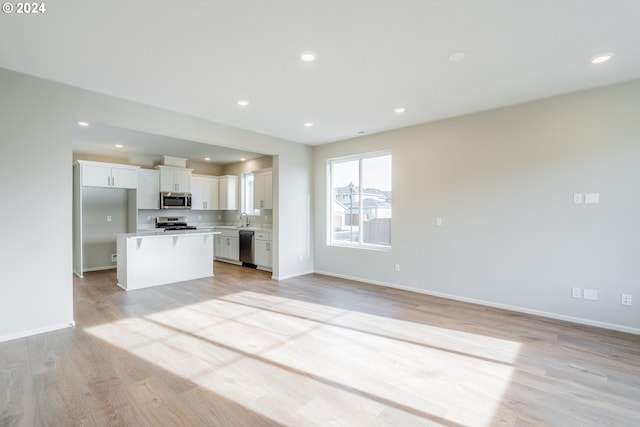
[242,172,259,215]
[328,151,392,248]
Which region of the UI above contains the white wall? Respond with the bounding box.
[0,70,74,341]
[314,78,640,333]
[0,68,313,342]
[81,187,130,270]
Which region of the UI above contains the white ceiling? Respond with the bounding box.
[2,0,640,145]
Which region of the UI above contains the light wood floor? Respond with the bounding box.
[1,262,639,426]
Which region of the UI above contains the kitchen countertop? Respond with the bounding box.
[122,229,221,239]
[138,225,272,233]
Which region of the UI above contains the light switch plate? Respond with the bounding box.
[436,217,443,226]
[573,193,583,204]
[583,289,598,300]
[585,193,600,204]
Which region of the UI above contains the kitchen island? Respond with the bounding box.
[116,229,220,291]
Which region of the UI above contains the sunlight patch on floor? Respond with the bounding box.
[86,291,521,426]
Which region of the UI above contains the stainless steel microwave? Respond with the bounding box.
[160,192,192,209]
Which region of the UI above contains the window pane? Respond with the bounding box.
[243,173,259,215]
[332,159,359,244]
[328,152,391,248]
[361,155,391,245]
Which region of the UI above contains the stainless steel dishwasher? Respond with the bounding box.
[239,230,255,266]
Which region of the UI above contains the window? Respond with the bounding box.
[242,172,259,215]
[328,151,392,248]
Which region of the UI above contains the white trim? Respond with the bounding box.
[0,321,76,343]
[314,270,640,336]
[82,265,117,273]
[273,270,315,281]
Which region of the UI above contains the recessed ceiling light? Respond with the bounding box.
[114,144,123,148]
[591,53,613,64]
[394,107,406,113]
[240,158,246,161]
[304,122,314,127]
[300,51,316,62]
[204,157,211,161]
[237,100,249,107]
[77,121,89,127]
[449,52,466,62]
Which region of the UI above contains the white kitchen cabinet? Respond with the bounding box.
[218,175,238,210]
[191,175,219,210]
[214,229,240,262]
[117,231,215,290]
[79,161,139,189]
[157,165,192,192]
[253,168,272,210]
[254,231,272,271]
[137,169,160,209]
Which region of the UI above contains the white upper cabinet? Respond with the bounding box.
[191,175,219,210]
[77,160,139,189]
[137,169,160,209]
[253,168,272,210]
[219,175,238,210]
[157,165,192,192]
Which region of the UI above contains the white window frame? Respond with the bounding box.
[242,172,259,215]
[327,150,392,250]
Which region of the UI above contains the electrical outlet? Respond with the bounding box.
[621,294,632,306]
[572,287,582,298]
[111,254,117,262]
[395,264,400,272]
[107,215,112,222]
[573,193,583,204]
[436,217,443,226]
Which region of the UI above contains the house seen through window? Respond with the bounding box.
[328,151,392,248]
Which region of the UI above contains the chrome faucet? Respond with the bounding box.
[240,212,249,227]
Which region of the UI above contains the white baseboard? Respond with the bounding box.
[273,270,315,281]
[0,320,76,343]
[313,270,640,336]
[82,265,117,273]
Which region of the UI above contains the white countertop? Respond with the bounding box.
[137,225,272,233]
[121,230,221,239]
